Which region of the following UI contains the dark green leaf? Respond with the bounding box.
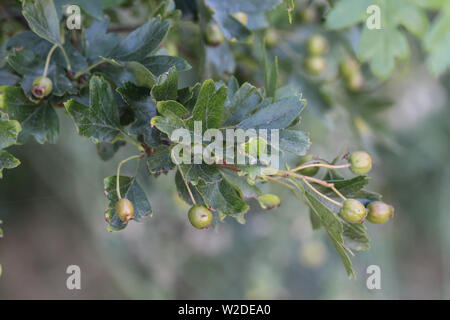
[277,129,311,156]
[0,70,20,86]
[2,86,59,144]
[237,96,305,129]
[205,0,281,14]
[147,145,174,174]
[65,76,121,142]
[83,18,121,62]
[104,175,152,231]
[54,0,103,20]
[264,54,278,98]
[223,82,263,126]
[22,0,61,45]
[213,12,251,41]
[141,55,191,76]
[111,18,170,62]
[0,150,20,179]
[342,220,371,251]
[96,141,125,161]
[116,82,160,146]
[175,170,205,205]
[157,100,189,118]
[152,66,178,101]
[220,170,262,199]
[0,115,21,150]
[195,179,249,215]
[190,79,227,132]
[179,164,222,185]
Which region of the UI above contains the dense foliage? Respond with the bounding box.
[1,0,447,278]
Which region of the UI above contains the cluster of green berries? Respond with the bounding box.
[304,34,328,75]
[340,199,394,224]
[31,76,53,99]
[339,58,364,92]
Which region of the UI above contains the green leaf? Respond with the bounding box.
[124,61,156,88]
[195,179,249,215]
[423,5,450,76]
[116,82,160,146]
[237,96,305,129]
[323,176,371,197]
[2,86,59,144]
[147,146,174,174]
[150,112,185,137]
[175,170,205,206]
[342,220,371,251]
[141,55,191,76]
[220,170,262,199]
[179,164,222,185]
[157,100,189,118]
[0,70,20,86]
[205,0,281,14]
[0,150,20,179]
[213,12,251,41]
[83,18,121,62]
[96,141,125,161]
[65,76,121,142]
[325,0,372,30]
[277,129,311,156]
[151,66,178,101]
[111,18,170,62]
[104,175,152,231]
[302,187,355,278]
[0,115,21,150]
[190,79,227,132]
[223,82,263,126]
[358,27,410,80]
[22,0,61,45]
[54,0,103,20]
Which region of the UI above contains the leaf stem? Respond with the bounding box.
[116,155,143,200]
[58,45,72,71]
[74,60,107,79]
[177,165,196,205]
[43,44,58,77]
[301,175,347,201]
[301,178,343,207]
[290,162,350,173]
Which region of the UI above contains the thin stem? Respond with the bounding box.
[43,44,58,77]
[178,165,196,205]
[302,175,347,201]
[290,162,350,173]
[116,155,143,200]
[301,178,343,207]
[74,60,107,79]
[58,45,72,71]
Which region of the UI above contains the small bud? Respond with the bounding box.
[348,151,372,175]
[340,199,367,223]
[367,201,394,224]
[188,205,213,229]
[31,76,53,99]
[115,198,134,222]
[304,56,326,75]
[205,23,225,47]
[339,58,359,79]
[346,71,365,92]
[306,35,328,56]
[257,194,281,210]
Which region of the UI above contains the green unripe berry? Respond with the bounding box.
[115,198,134,222]
[367,201,394,224]
[348,151,372,175]
[346,71,364,92]
[340,199,367,223]
[0,90,4,109]
[304,56,326,75]
[32,76,52,99]
[297,155,319,177]
[339,58,359,79]
[205,23,225,47]
[233,12,248,26]
[188,205,213,229]
[306,35,328,56]
[257,194,281,210]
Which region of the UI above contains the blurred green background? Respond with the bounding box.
[1,0,450,299]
